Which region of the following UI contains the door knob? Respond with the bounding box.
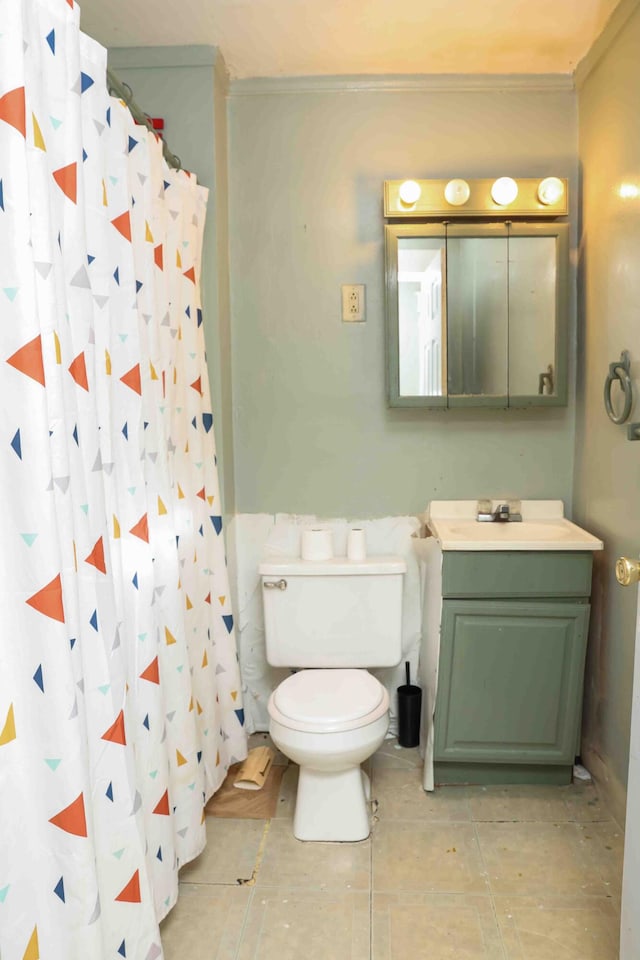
[615,557,640,586]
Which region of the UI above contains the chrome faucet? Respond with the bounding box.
[476,500,523,522]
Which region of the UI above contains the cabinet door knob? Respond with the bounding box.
[615,557,640,587]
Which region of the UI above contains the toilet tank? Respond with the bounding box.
[259,556,406,668]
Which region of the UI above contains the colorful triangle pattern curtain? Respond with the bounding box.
[0,1,247,957]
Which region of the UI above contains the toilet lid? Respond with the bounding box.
[269,669,388,733]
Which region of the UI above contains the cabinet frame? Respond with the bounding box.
[385,221,569,408]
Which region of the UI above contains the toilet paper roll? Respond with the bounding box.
[301,528,334,561]
[347,527,367,561]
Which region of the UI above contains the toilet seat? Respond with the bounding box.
[269,669,389,733]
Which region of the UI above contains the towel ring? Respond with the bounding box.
[604,350,633,424]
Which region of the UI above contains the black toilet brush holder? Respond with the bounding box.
[397,661,422,748]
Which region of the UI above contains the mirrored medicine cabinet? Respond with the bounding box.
[384,179,569,409]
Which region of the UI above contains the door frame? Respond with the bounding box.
[620,576,640,956]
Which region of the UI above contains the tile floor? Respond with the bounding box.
[161,736,623,959]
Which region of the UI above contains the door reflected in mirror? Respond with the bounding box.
[398,237,446,397]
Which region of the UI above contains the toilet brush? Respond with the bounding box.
[397,660,421,748]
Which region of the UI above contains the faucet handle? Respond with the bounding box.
[505,498,523,522]
[476,498,493,522]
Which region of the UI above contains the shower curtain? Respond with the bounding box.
[0,1,247,958]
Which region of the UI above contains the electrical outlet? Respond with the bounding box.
[341,284,365,322]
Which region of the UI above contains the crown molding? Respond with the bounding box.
[574,0,640,88]
[108,45,218,71]
[228,73,574,97]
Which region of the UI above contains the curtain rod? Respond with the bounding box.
[106,67,182,171]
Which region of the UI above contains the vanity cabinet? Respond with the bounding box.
[433,550,593,785]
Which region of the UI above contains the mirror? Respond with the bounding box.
[508,236,558,397]
[446,232,508,398]
[386,222,568,408]
[397,236,446,397]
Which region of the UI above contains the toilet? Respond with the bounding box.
[259,554,406,841]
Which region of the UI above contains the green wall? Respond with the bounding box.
[108,47,236,517]
[228,80,578,517]
[574,1,640,825]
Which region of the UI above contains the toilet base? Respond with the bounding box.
[293,765,372,842]
[268,706,389,842]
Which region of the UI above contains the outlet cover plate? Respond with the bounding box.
[341,284,365,322]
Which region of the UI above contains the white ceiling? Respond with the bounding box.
[79,0,621,79]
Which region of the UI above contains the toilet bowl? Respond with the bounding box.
[268,668,389,841]
[259,552,406,841]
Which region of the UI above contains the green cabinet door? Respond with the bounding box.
[434,599,590,766]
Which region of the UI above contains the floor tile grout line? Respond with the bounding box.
[483,892,622,901]
[570,818,624,896]
[365,887,622,899]
[230,884,255,960]
[571,818,613,894]
[249,883,372,892]
[232,817,276,960]
[472,819,509,960]
[182,879,257,887]
[471,817,614,825]
[370,768,379,958]
[241,819,272,888]
[369,810,374,959]
[371,815,613,825]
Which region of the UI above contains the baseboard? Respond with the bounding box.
[580,745,627,829]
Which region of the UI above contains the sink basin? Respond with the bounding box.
[427,501,604,551]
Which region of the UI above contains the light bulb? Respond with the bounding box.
[619,183,640,199]
[537,177,565,205]
[491,177,518,206]
[399,180,422,205]
[444,179,470,206]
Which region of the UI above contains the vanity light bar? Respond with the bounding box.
[384,178,568,218]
